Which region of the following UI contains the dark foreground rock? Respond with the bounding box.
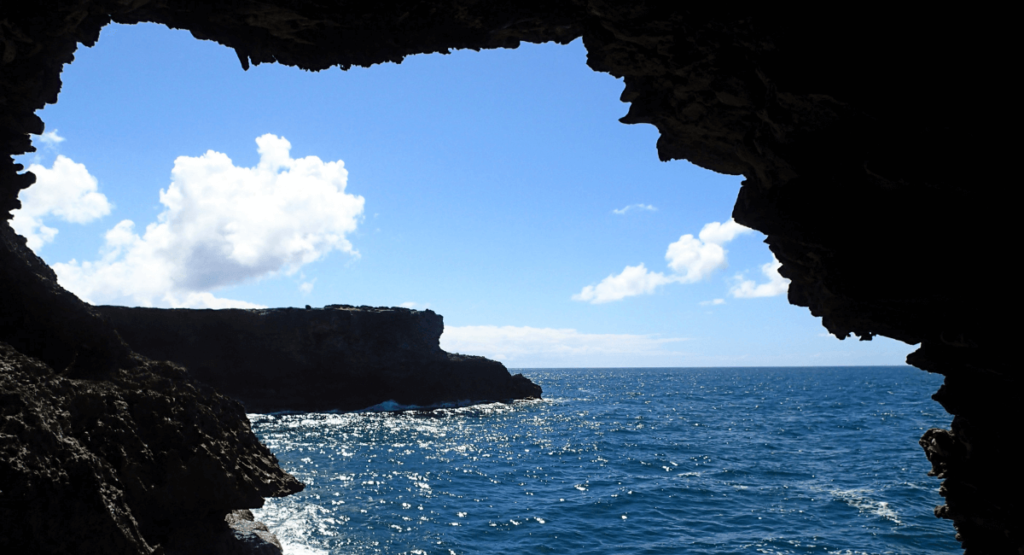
[160,510,284,555]
[221,510,284,555]
[0,342,302,554]
[96,305,542,413]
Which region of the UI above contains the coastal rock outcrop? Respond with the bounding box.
[0,341,302,554]
[95,305,542,413]
[0,2,1017,552]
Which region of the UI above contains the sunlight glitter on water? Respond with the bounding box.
[251,367,959,555]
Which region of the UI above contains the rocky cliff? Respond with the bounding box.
[0,342,302,554]
[95,304,541,413]
[0,2,1017,553]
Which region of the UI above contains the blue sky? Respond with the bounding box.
[13,23,916,367]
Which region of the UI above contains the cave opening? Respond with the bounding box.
[17,22,915,367]
[12,21,954,552]
[4,5,1017,553]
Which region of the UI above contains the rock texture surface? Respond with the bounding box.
[0,3,1016,553]
[0,342,302,554]
[161,509,285,555]
[96,304,542,412]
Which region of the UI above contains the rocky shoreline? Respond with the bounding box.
[95,304,542,413]
[0,341,302,554]
[1,298,537,555]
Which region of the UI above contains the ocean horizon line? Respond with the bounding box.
[508,364,913,370]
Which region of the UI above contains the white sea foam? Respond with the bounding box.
[281,542,329,555]
[828,488,902,525]
[253,502,332,555]
[358,399,478,412]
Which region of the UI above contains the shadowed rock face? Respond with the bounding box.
[95,305,542,412]
[0,342,302,555]
[0,2,1017,553]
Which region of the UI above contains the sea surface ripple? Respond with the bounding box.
[251,366,958,554]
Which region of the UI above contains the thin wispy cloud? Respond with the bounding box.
[12,154,112,250]
[612,203,657,215]
[54,134,364,308]
[38,130,66,147]
[573,218,752,304]
[700,298,726,306]
[730,255,789,298]
[440,325,689,366]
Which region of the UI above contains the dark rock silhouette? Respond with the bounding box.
[0,342,301,554]
[0,3,1017,553]
[95,304,541,413]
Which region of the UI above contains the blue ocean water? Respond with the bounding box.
[250,367,959,554]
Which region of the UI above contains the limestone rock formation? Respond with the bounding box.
[0,2,1017,553]
[222,510,285,555]
[95,305,542,413]
[0,342,302,554]
[162,510,286,555]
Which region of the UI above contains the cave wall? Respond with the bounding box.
[1,2,1017,553]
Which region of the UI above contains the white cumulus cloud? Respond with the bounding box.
[730,256,790,298]
[440,325,689,366]
[665,219,752,282]
[612,203,657,215]
[696,218,750,245]
[574,218,751,304]
[571,263,679,304]
[11,155,112,251]
[53,134,364,308]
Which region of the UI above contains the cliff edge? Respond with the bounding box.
[95,304,542,413]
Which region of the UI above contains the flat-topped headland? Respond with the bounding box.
[95,304,541,413]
